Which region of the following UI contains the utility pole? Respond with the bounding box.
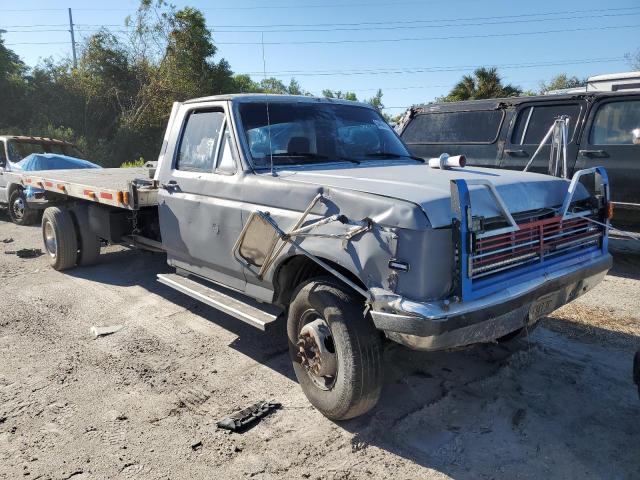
[68,8,77,69]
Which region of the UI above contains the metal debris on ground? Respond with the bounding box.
[216,400,281,432]
[4,248,43,258]
[90,325,124,339]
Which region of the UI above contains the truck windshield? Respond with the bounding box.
[238,102,412,168]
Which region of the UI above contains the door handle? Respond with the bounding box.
[504,149,528,157]
[579,149,609,158]
[160,180,179,190]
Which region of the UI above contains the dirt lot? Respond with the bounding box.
[1,212,639,480]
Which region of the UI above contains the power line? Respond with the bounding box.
[238,57,627,77]
[212,23,640,45]
[6,11,637,34]
[206,6,640,28]
[210,11,640,33]
[5,22,636,47]
[4,6,639,32]
[0,1,482,13]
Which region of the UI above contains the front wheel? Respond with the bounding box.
[8,189,38,226]
[287,277,383,420]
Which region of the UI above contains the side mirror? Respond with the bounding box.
[632,128,640,145]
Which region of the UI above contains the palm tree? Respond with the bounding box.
[444,67,521,102]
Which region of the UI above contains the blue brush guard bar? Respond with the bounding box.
[450,167,610,302]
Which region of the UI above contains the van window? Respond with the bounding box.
[176,110,225,172]
[511,104,580,145]
[0,142,6,167]
[402,110,504,144]
[589,100,640,145]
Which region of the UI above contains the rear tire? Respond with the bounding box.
[287,276,383,420]
[73,207,101,266]
[8,189,38,226]
[42,207,78,271]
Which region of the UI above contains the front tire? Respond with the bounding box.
[42,207,78,271]
[8,189,38,226]
[287,277,383,420]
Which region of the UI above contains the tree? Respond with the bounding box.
[440,67,521,102]
[626,48,640,70]
[366,89,384,112]
[322,89,358,101]
[539,74,586,93]
[0,1,392,166]
[0,33,28,129]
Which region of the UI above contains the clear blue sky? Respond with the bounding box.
[1,0,639,115]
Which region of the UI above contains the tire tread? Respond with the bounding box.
[42,207,78,271]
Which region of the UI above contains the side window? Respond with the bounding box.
[176,110,225,172]
[216,126,237,174]
[401,110,504,144]
[589,100,640,145]
[511,104,581,145]
[0,142,6,167]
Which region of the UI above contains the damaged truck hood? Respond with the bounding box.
[277,163,584,228]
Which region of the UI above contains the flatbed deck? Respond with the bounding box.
[5,167,158,209]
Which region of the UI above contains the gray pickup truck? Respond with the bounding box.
[6,94,613,419]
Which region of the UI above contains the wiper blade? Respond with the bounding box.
[364,152,424,163]
[269,152,360,165]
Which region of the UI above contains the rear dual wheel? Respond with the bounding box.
[42,206,101,271]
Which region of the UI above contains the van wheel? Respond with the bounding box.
[287,276,382,420]
[42,207,78,271]
[73,208,101,266]
[8,189,38,226]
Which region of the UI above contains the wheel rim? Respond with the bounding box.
[297,311,338,391]
[43,220,57,258]
[12,196,25,220]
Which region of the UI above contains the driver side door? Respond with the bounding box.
[157,102,247,291]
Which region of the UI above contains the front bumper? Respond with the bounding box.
[370,253,612,351]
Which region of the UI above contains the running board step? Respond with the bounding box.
[157,273,282,331]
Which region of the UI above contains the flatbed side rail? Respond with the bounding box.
[9,168,158,210]
[450,170,609,302]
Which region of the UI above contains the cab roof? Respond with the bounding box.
[183,93,374,109]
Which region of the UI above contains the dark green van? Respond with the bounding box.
[399,92,640,229]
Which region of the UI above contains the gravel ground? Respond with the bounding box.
[1,212,639,480]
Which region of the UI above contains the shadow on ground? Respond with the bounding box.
[62,243,640,478]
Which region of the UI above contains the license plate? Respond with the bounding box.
[529,295,557,321]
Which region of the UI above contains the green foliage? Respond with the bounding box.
[121,157,146,168]
[0,2,390,167]
[366,89,385,112]
[625,48,640,70]
[539,74,586,93]
[440,67,522,102]
[322,89,358,101]
[0,34,29,129]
